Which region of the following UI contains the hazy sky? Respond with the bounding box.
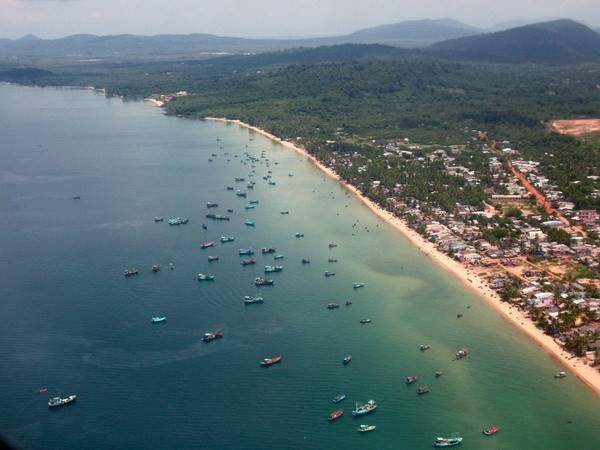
[1,0,599,39]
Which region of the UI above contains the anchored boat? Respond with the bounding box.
[352,400,377,416]
[328,409,344,421]
[202,330,223,341]
[260,356,282,366]
[48,395,77,407]
[433,436,463,447]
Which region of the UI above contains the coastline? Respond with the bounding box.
[202,117,600,395]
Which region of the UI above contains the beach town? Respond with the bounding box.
[195,115,600,395]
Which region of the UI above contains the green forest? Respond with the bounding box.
[2,48,599,210]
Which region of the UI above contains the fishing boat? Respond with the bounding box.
[268,180,276,185]
[208,256,219,262]
[154,217,164,222]
[241,259,256,266]
[420,344,431,351]
[353,282,365,289]
[345,300,353,305]
[48,395,77,407]
[324,271,336,277]
[214,215,230,221]
[151,264,160,272]
[244,296,264,304]
[333,394,346,403]
[357,425,376,433]
[435,371,443,378]
[274,254,284,260]
[301,259,310,264]
[360,318,371,323]
[352,400,377,416]
[328,243,337,248]
[220,236,235,243]
[261,247,276,254]
[280,210,289,215]
[264,265,283,273]
[239,248,254,255]
[343,356,352,365]
[201,242,214,249]
[327,303,340,309]
[168,217,188,225]
[295,233,304,238]
[328,409,344,421]
[244,204,255,209]
[227,208,234,213]
[151,317,166,323]
[197,273,215,281]
[254,277,274,286]
[202,330,223,341]
[236,190,247,197]
[249,199,259,204]
[433,436,463,447]
[206,202,218,208]
[452,348,468,360]
[328,258,338,262]
[417,386,430,394]
[554,371,567,378]
[260,356,282,366]
[124,269,139,277]
[483,426,500,436]
[406,375,418,384]
[244,219,255,226]
[202,224,208,230]
[226,185,234,190]
[235,177,245,182]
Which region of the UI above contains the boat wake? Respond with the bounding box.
[82,343,228,368]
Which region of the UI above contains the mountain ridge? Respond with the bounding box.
[429,19,600,64]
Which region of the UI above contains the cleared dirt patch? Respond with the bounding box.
[550,119,600,136]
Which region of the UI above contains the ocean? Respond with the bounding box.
[0,83,598,449]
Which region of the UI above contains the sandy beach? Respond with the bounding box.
[202,117,600,396]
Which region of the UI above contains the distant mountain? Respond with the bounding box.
[0,18,484,64]
[340,19,482,46]
[0,33,299,63]
[429,19,600,64]
[486,20,539,32]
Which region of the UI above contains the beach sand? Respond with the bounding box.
[201,117,600,396]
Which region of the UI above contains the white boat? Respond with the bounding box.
[357,424,376,433]
[244,295,264,304]
[151,317,166,323]
[554,371,567,378]
[48,395,77,407]
[433,436,463,447]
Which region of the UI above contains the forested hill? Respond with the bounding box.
[429,19,600,64]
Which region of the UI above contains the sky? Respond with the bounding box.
[1,0,599,40]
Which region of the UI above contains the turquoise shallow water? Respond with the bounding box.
[0,83,599,449]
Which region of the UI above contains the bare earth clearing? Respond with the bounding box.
[551,119,600,136]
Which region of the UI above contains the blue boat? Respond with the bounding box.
[239,248,254,255]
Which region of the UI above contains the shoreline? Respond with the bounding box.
[203,117,600,395]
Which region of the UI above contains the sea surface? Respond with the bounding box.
[0,83,599,449]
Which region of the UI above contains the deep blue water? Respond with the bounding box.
[1,83,599,449]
